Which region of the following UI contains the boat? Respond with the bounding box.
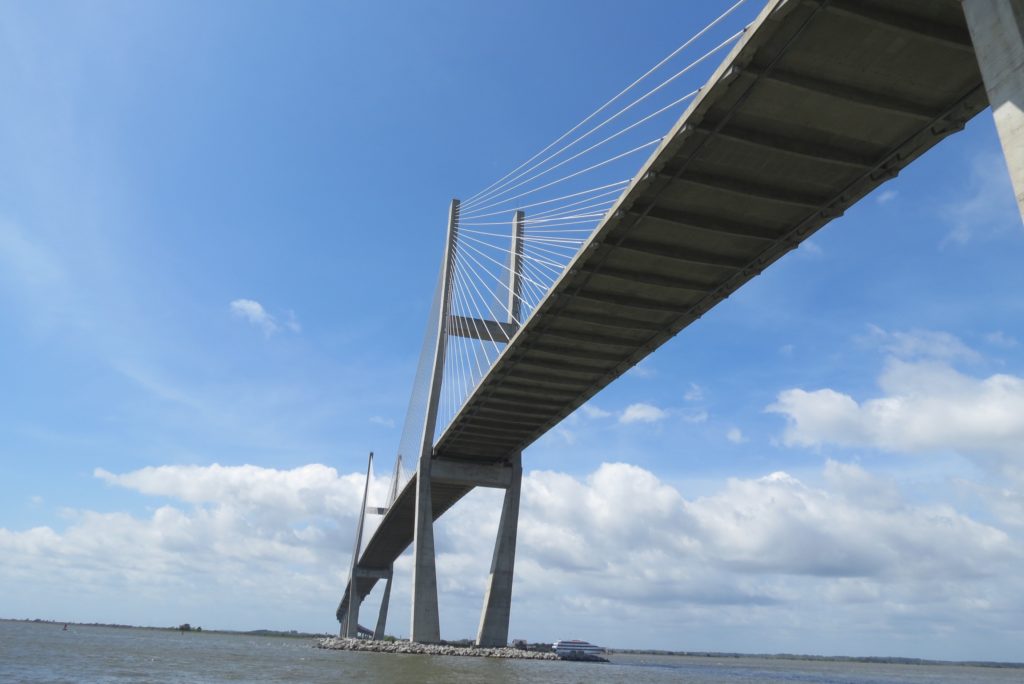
[552,639,606,658]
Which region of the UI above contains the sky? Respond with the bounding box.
[2,0,1024,663]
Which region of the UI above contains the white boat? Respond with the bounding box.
[552,639,605,657]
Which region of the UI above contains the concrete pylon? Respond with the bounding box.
[507,210,525,329]
[410,199,460,643]
[341,452,373,638]
[373,566,393,640]
[475,453,523,647]
[963,0,1024,223]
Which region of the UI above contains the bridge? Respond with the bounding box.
[336,0,1024,646]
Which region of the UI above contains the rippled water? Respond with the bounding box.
[1,620,1020,683]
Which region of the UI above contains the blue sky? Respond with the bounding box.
[2,0,1024,662]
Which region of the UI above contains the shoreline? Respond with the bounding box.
[315,636,558,660]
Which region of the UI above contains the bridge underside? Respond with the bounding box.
[341,0,1000,642]
[436,0,988,461]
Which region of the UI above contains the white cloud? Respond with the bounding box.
[1,460,1022,656]
[230,299,278,335]
[985,331,1018,348]
[863,326,980,362]
[620,402,667,424]
[95,463,376,517]
[768,358,1024,487]
[941,149,1020,246]
[0,464,382,631]
[229,299,300,336]
[876,189,898,205]
[285,310,302,333]
[554,428,576,445]
[726,427,746,444]
[682,410,708,424]
[369,415,395,428]
[0,220,65,290]
[684,382,703,402]
[769,359,1024,455]
[798,240,823,257]
[580,404,611,419]
[626,361,656,378]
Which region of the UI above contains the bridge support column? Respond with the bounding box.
[341,452,373,638]
[410,199,460,644]
[373,566,393,640]
[476,452,522,648]
[963,0,1024,222]
[411,460,441,642]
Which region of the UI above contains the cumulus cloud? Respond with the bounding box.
[229,299,299,336]
[94,463,373,515]
[0,463,385,629]
[446,461,1023,654]
[726,427,746,444]
[620,402,667,424]
[684,383,703,402]
[1,460,1022,654]
[768,359,1024,468]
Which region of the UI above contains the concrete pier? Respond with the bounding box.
[476,453,522,647]
[963,0,1024,222]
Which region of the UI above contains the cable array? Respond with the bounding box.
[381,1,755,501]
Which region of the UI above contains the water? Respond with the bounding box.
[1,621,1020,683]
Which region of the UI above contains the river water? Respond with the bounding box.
[1,621,1020,683]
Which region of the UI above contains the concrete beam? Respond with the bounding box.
[354,567,392,579]
[752,67,940,120]
[572,289,694,313]
[431,459,514,489]
[580,262,716,293]
[678,171,832,208]
[826,0,974,51]
[552,309,664,333]
[963,0,1024,224]
[476,453,522,647]
[613,237,748,269]
[699,124,877,169]
[628,201,782,240]
[449,315,518,342]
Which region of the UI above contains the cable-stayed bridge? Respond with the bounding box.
[337,0,1024,646]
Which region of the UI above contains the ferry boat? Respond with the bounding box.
[552,639,605,657]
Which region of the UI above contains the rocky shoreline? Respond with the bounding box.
[315,637,559,660]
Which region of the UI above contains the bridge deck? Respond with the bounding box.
[341,0,989,620]
[437,0,987,460]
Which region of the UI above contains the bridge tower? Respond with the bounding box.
[406,199,527,645]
